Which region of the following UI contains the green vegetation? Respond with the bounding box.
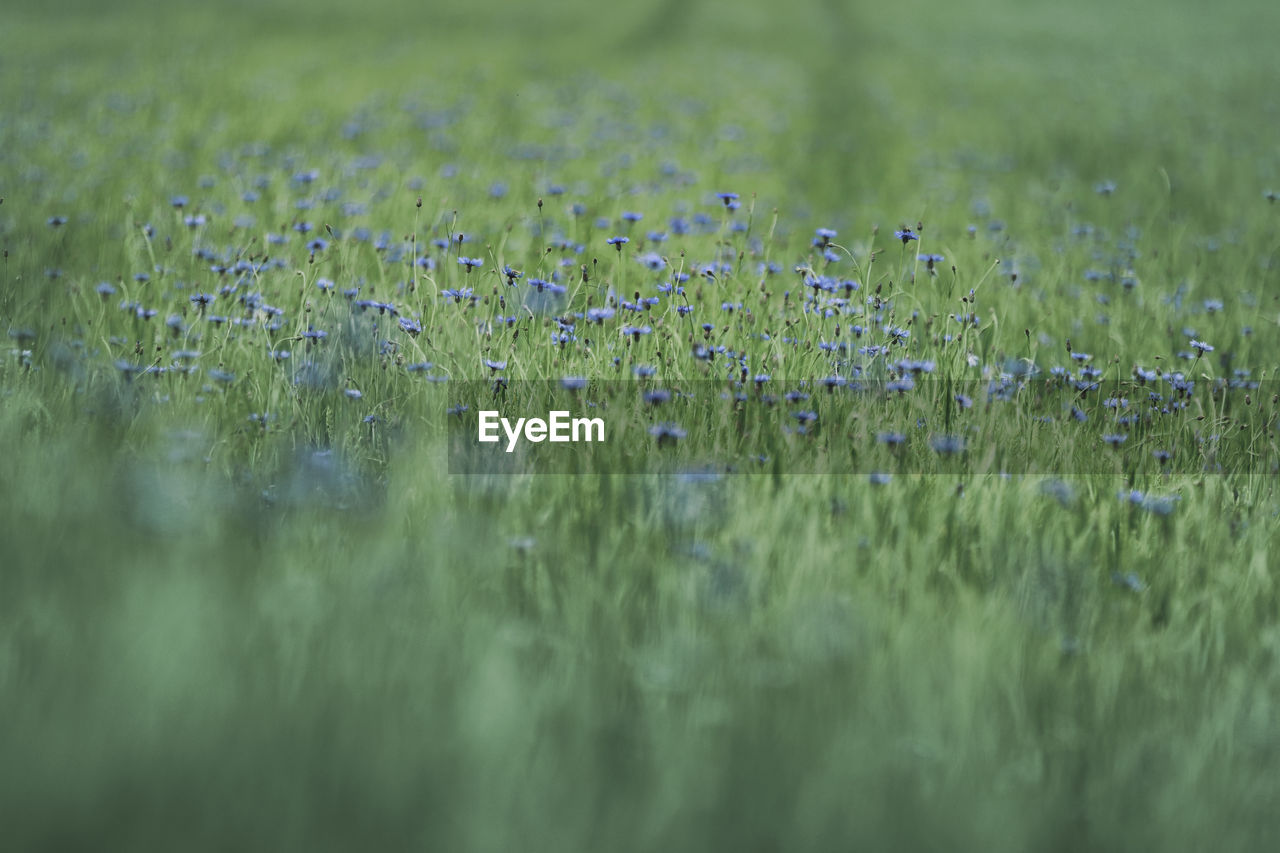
[3,0,1279,849]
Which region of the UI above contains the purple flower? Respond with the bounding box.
[440,287,474,303]
[649,422,686,444]
[930,435,965,454]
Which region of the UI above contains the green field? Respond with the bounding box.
[4,1,1280,849]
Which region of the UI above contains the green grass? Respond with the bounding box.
[3,0,1280,849]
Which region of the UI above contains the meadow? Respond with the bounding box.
[3,0,1280,849]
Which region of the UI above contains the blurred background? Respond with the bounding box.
[9,0,1276,223]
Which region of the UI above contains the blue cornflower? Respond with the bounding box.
[586,307,615,323]
[1111,571,1145,592]
[441,287,474,303]
[606,236,629,249]
[1102,433,1127,446]
[1141,495,1178,516]
[398,317,422,335]
[894,228,919,244]
[1119,489,1178,516]
[649,422,686,444]
[344,388,363,400]
[886,378,915,393]
[458,256,483,271]
[484,359,507,371]
[1189,339,1214,354]
[528,278,567,295]
[47,215,68,227]
[930,435,965,454]
[644,389,671,404]
[716,192,739,206]
[1040,479,1076,507]
[638,252,666,271]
